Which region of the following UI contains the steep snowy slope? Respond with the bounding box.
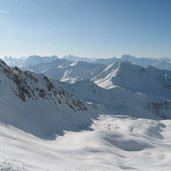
[95,62,171,98]
[0,59,97,139]
[61,61,106,83]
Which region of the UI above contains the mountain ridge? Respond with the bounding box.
[0,58,171,141]
[0,59,97,139]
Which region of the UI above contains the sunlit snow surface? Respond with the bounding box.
[0,115,171,171]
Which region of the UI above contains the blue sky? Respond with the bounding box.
[0,0,170,58]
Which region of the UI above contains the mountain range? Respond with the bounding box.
[1,57,171,128]
[3,54,171,70]
[0,56,171,170]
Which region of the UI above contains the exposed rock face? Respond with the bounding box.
[0,59,87,112]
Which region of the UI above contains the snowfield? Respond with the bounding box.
[0,115,171,171]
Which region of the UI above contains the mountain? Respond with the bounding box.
[24,61,106,83]
[1,57,171,123]
[22,58,171,119]
[153,60,171,70]
[2,56,26,67]
[24,60,171,98]
[63,54,94,62]
[60,61,106,83]
[0,59,97,139]
[2,55,58,67]
[58,79,171,119]
[120,54,158,67]
[93,55,171,70]
[23,58,72,73]
[94,61,171,95]
[23,55,58,67]
[93,56,120,64]
[1,58,171,170]
[3,54,171,71]
[1,58,171,131]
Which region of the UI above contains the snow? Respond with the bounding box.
[0,115,171,171]
[1,58,171,170]
[22,59,171,100]
[58,79,171,119]
[0,60,98,139]
[3,55,171,71]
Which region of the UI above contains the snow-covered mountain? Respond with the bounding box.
[2,55,58,67]
[94,55,171,70]
[63,54,171,70]
[2,56,26,67]
[57,79,171,119]
[23,58,72,73]
[120,55,171,69]
[1,58,171,131]
[1,58,171,170]
[22,59,171,119]
[24,60,171,97]
[24,60,105,82]
[94,61,171,94]
[3,54,171,71]
[93,56,120,64]
[0,59,97,139]
[63,54,94,62]
[22,55,58,67]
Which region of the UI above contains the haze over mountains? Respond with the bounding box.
[3,54,171,70]
[0,55,171,170]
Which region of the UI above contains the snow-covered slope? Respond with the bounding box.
[1,58,170,132]
[23,61,171,118]
[56,79,171,119]
[1,58,171,170]
[61,61,106,83]
[0,115,171,171]
[0,59,97,139]
[27,61,106,83]
[95,62,171,96]
[24,60,171,99]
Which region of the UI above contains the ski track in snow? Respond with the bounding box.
[0,115,171,171]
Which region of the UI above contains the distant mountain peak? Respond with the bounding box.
[117,61,145,72]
